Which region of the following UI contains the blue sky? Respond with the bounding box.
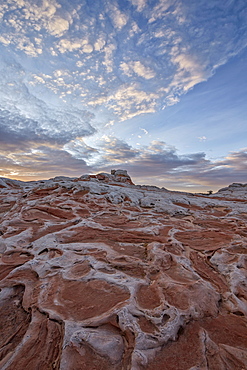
[0,0,246,191]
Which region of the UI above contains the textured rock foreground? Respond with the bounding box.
[0,171,247,369]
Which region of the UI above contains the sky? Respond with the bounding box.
[0,0,247,192]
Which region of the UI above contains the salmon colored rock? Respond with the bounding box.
[0,172,246,369]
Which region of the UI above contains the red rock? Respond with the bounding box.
[41,277,130,321]
[0,309,63,370]
[0,285,31,366]
[190,251,229,293]
[61,340,112,370]
[138,316,158,334]
[175,229,233,251]
[68,261,91,277]
[1,250,33,265]
[0,265,17,280]
[0,173,246,369]
[147,315,247,370]
[137,283,161,309]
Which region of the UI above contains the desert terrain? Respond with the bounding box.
[0,170,246,369]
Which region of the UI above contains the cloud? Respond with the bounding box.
[120,61,156,79]
[0,0,246,190]
[1,0,246,123]
[57,38,93,54]
[170,53,207,92]
[0,55,96,147]
[215,148,247,172]
[47,16,70,37]
[1,123,246,191]
[0,0,70,56]
[91,138,209,175]
[99,84,158,121]
[88,138,247,191]
[140,128,148,135]
[0,35,10,46]
[172,150,247,190]
[99,136,138,163]
[128,140,208,174]
[63,138,98,161]
[0,145,93,180]
[130,0,147,12]
[94,36,106,51]
[108,3,129,30]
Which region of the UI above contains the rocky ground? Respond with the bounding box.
[0,170,246,370]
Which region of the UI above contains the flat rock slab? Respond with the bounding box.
[41,278,130,321]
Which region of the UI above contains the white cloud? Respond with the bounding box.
[166,52,208,95]
[82,43,93,53]
[109,5,128,30]
[57,38,85,53]
[47,17,69,37]
[148,0,172,23]
[130,0,147,12]
[56,37,93,53]
[120,61,156,79]
[128,22,141,37]
[140,128,148,134]
[0,0,72,56]
[94,37,106,51]
[32,75,46,84]
[63,138,98,161]
[132,61,156,79]
[102,43,116,73]
[120,62,132,77]
[103,84,158,120]
[0,35,10,46]
[161,94,180,108]
[76,61,84,68]
[17,36,43,56]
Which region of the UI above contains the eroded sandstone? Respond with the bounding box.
[0,172,246,369]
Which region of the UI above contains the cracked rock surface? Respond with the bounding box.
[0,173,246,369]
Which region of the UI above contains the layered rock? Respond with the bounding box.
[0,172,246,369]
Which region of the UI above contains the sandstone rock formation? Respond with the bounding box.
[0,172,246,369]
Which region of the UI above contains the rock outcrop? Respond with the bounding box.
[0,172,246,369]
[216,183,247,200]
